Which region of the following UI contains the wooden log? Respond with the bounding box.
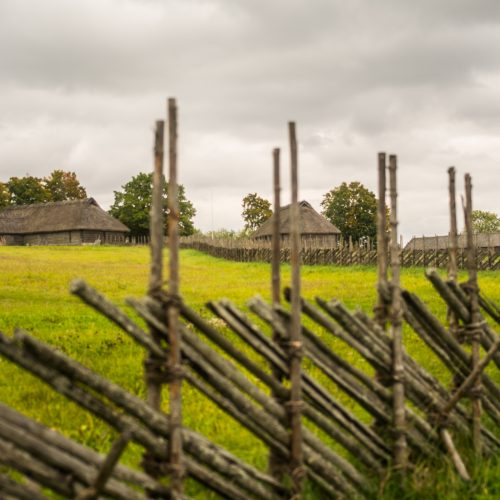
[441,338,500,417]
[447,169,458,286]
[388,154,408,472]
[375,152,388,330]
[167,96,184,496]
[0,402,167,495]
[0,331,276,499]
[135,298,366,495]
[76,431,132,500]
[269,145,285,481]
[478,292,500,324]
[279,298,437,458]
[402,291,500,409]
[464,173,482,455]
[71,279,164,358]
[213,299,390,468]
[0,472,47,500]
[147,119,166,413]
[426,271,500,370]
[0,438,77,497]
[401,294,500,441]
[248,297,392,463]
[440,429,470,481]
[0,419,144,500]
[311,299,493,448]
[288,120,304,497]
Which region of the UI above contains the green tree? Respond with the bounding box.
[471,210,500,233]
[0,182,10,208]
[7,176,49,205]
[44,170,87,201]
[321,181,378,242]
[109,172,196,237]
[242,193,272,232]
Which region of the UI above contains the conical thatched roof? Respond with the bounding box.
[0,198,129,234]
[252,200,340,239]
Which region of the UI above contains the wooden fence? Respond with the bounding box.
[0,106,498,498]
[180,236,500,270]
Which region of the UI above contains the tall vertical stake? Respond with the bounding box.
[147,120,165,409]
[143,120,165,482]
[388,155,407,473]
[288,122,304,497]
[375,153,388,329]
[168,97,184,496]
[447,167,459,337]
[272,148,281,306]
[268,147,285,481]
[464,173,482,456]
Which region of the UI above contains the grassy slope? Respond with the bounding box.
[0,246,498,498]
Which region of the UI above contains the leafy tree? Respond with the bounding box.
[242,193,272,232]
[321,181,378,242]
[0,182,10,208]
[109,172,196,237]
[44,170,87,201]
[7,176,49,205]
[471,210,500,233]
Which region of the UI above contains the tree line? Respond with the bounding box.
[242,182,500,239]
[0,170,197,238]
[1,171,497,240]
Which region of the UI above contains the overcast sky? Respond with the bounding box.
[1,0,499,241]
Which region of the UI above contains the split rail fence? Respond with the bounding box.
[0,102,498,499]
[180,237,500,271]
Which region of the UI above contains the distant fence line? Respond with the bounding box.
[180,236,500,270]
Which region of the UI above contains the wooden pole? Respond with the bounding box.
[147,120,165,410]
[464,173,482,456]
[167,97,184,496]
[448,167,459,339]
[272,148,281,306]
[269,147,285,480]
[288,121,304,497]
[388,155,408,473]
[375,153,388,330]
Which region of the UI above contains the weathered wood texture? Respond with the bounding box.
[180,237,500,270]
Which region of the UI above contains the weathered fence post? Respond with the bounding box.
[463,173,482,456]
[447,167,459,338]
[147,120,165,404]
[269,146,286,480]
[289,121,304,497]
[167,97,184,496]
[144,120,165,478]
[375,152,388,330]
[388,155,408,473]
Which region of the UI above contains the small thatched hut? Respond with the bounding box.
[252,200,341,245]
[0,198,129,246]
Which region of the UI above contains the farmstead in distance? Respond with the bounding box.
[252,200,341,246]
[0,198,129,245]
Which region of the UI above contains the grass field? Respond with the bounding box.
[0,245,498,498]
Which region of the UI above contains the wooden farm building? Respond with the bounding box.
[0,198,129,246]
[252,200,341,245]
[405,233,500,251]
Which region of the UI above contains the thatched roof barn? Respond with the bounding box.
[252,200,341,244]
[0,198,129,246]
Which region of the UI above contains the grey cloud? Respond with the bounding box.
[0,0,499,238]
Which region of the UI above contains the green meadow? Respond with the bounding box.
[0,245,498,498]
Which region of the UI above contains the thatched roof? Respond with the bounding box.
[252,200,340,239]
[0,198,129,234]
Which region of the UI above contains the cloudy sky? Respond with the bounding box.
[1,0,499,241]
